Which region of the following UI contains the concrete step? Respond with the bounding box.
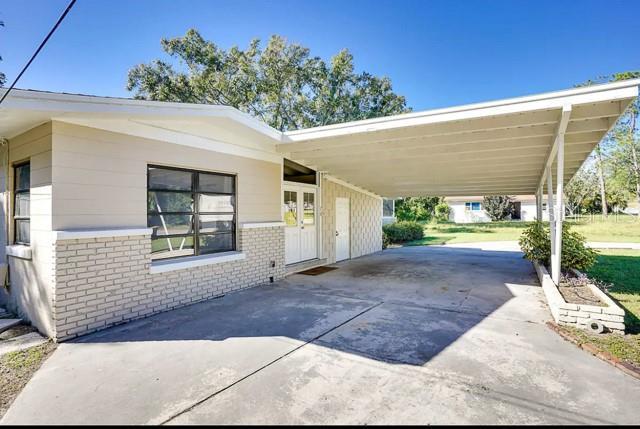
[0,306,12,319]
[285,258,329,275]
[0,318,22,334]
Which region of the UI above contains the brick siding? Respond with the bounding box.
[52,226,285,341]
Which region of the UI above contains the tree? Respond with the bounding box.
[565,166,598,216]
[395,197,441,221]
[577,71,640,217]
[483,196,513,221]
[127,30,409,131]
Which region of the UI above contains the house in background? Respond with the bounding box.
[445,196,550,223]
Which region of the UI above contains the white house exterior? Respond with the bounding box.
[445,195,550,223]
[0,80,636,340]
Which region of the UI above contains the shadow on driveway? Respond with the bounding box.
[3,245,639,425]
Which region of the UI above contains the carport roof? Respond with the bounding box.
[1,80,638,198]
[278,80,639,197]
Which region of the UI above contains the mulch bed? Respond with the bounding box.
[547,321,640,380]
[558,284,606,306]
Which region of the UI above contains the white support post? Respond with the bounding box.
[547,166,556,280]
[552,134,565,285]
[536,187,543,221]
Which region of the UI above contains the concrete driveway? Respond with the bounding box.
[3,245,640,424]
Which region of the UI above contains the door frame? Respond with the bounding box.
[283,180,320,265]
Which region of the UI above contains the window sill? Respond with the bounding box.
[149,251,246,274]
[6,245,32,260]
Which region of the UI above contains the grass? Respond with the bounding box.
[0,342,57,418]
[586,249,640,334]
[405,215,640,246]
[567,249,640,367]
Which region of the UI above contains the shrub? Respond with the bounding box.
[519,222,598,272]
[519,222,551,266]
[483,195,514,221]
[562,225,598,271]
[382,221,424,243]
[434,202,451,222]
[382,231,391,249]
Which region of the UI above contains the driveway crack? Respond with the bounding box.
[159,300,384,425]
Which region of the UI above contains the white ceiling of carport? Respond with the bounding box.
[277,80,639,197]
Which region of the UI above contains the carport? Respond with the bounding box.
[278,79,639,283]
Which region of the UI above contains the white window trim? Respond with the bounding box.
[6,244,32,260]
[150,251,246,274]
[240,222,285,229]
[53,228,153,241]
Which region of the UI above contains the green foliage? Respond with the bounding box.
[519,222,551,266]
[395,197,441,221]
[382,221,424,243]
[562,225,598,271]
[382,230,391,249]
[127,30,409,131]
[519,222,598,271]
[482,196,513,221]
[433,202,451,222]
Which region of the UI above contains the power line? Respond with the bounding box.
[0,0,77,106]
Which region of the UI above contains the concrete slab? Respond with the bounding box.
[2,287,378,425]
[3,245,640,424]
[0,332,48,357]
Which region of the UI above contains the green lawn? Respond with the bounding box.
[587,249,640,334]
[406,216,640,246]
[575,249,640,366]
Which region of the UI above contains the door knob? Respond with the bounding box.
[336,231,339,236]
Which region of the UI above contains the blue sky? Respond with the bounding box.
[1,0,639,111]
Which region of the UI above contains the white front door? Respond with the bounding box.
[335,197,350,262]
[284,185,317,265]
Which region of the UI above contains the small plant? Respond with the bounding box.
[433,202,451,222]
[382,221,424,243]
[519,222,598,272]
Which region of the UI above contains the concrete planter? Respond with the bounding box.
[533,261,625,333]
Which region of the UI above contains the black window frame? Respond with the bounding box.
[13,161,30,245]
[147,165,237,261]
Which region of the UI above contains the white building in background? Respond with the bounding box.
[445,195,550,223]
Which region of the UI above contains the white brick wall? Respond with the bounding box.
[321,178,382,264]
[52,226,285,340]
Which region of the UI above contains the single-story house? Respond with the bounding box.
[0,80,637,340]
[445,195,550,223]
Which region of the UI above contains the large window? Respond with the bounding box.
[14,162,30,245]
[147,166,236,260]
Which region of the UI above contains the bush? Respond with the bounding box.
[434,202,451,222]
[519,222,598,271]
[519,222,551,266]
[382,231,391,249]
[382,221,424,243]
